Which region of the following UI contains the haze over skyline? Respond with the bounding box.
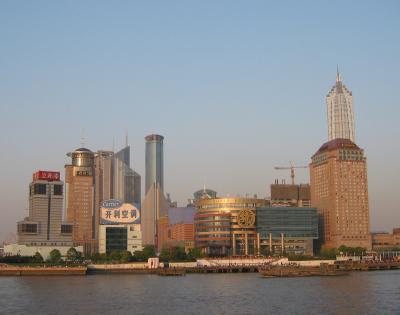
[1,1,399,242]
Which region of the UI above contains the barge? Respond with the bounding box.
[260,263,349,278]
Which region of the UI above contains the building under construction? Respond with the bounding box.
[270,181,311,207]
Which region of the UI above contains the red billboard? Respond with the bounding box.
[33,170,60,182]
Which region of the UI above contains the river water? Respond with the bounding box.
[1,270,399,315]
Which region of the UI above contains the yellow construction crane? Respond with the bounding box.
[274,162,308,185]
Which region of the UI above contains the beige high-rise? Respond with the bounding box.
[310,139,371,249]
[65,148,96,254]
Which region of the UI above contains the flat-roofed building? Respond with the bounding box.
[195,198,269,256]
[256,206,318,255]
[270,182,311,207]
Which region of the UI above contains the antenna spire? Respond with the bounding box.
[125,130,129,147]
[336,65,341,82]
[80,129,86,147]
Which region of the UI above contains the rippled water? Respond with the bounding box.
[1,270,399,315]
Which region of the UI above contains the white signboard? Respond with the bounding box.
[100,199,140,225]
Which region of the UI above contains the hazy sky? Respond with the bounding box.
[1,1,399,242]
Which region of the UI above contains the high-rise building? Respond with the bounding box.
[5,170,80,258]
[327,69,355,142]
[65,147,96,254]
[145,134,164,194]
[94,150,114,241]
[142,134,167,246]
[17,171,73,247]
[310,139,371,249]
[112,146,141,207]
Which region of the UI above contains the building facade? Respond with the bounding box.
[65,148,96,254]
[5,170,82,258]
[98,200,143,254]
[372,228,400,250]
[327,69,355,142]
[310,139,371,249]
[142,134,167,246]
[256,206,318,255]
[195,198,269,256]
[17,170,73,247]
[270,182,311,207]
[145,134,164,194]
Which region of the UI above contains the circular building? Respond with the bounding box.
[195,198,269,256]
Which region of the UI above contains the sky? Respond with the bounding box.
[0,1,399,242]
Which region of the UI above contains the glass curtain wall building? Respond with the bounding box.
[256,207,318,255]
[145,134,164,194]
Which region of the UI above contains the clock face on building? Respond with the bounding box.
[237,209,256,228]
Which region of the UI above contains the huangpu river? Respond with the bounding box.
[1,270,399,315]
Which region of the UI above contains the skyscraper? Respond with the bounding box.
[142,134,167,246]
[65,147,96,254]
[17,171,73,247]
[145,134,164,194]
[310,139,371,249]
[327,69,355,142]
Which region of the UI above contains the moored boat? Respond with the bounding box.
[260,263,349,278]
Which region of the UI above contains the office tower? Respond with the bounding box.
[142,134,167,246]
[270,182,311,207]
[145,134,164,194]
[94,150,114,240]
[65,147,96,254]
[310,139,371,249]
[327,69,355,142]
[17,170,73,247]
[112,146,141,207]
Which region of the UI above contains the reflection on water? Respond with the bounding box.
[0,270,399,315]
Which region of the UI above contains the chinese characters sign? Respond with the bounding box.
[33,170,60,182]
[100,199,140,225]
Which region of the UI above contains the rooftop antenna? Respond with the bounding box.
[336,64,341,82]
[125,130,129,147]
[112,136,115,152]
[80,129,86,147]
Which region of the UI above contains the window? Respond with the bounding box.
[54,184,63,195]
[61,224,73,234]
[19,223,38,233]
[34,184,47,195]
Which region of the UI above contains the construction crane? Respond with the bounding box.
[274,162,308,185]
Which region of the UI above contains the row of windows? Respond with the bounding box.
[30,184,63,196]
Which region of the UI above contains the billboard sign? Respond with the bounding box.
[100,199,140,225]
[33,171,60,182]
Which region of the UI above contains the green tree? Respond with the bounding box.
[142,245,156,258]
[48,249,62,263]
[187,248,203,260]
[33,252,44,263]
[66,247,82,262]
[120,251,132,263]
[319,248,337,259]
[170,247,187,261]
[109,251,122,262]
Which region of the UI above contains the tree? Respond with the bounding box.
[66,247,82,262]
[142,245,156,259]
[170,247,187,261]
[109,251,122,262]
[187,248,203,260]
[120,251,132,263]
[48,249,62,263]
[33,252,44,263]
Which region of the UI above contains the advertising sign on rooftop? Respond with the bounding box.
[100,199,140,225]
[33,171,60,182]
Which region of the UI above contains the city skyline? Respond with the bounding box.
[1,1,399,243]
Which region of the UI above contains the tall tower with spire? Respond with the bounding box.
[326,67,355,142]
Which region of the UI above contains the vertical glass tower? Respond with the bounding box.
[326,69,355,142]
[145,134,164,194]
